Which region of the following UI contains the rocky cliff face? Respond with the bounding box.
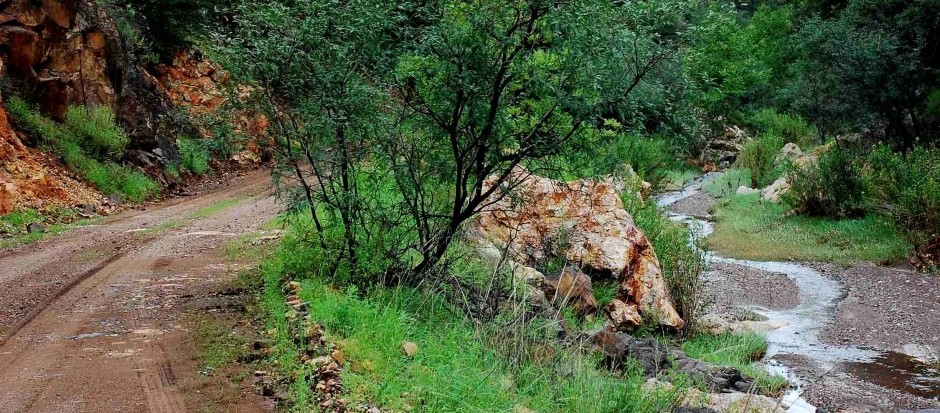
[0,0,188,156]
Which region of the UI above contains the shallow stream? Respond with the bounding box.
[656,174,940,412]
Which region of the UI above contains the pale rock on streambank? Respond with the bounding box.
[468,167,684,329]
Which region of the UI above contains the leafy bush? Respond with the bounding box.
[736,134,784,188]
[177,138,212,175]
[785,146,867,218]
[564,127,676,189]
[748,108,817,148]
[64,106,129,157]
[866,144,940,246]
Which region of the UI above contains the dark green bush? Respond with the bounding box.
[177,138,212,175]
[866,144,940,246]
[785,146,867,218]
[564,128,675,189]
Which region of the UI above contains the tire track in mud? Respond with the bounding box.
[0,172,276,413]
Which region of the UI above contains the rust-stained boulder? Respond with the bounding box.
[469,168,684,329]
[605,299,642,331]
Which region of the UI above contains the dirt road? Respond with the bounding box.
[0,172,277,413]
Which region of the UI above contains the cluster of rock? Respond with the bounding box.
[700,125,751,168]
[468,167,684,330]
[736,142,829,204]
[592,330,785,413]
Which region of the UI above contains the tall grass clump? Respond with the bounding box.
[748,108,817,148]
[177,137,212,174]
[736,134,784,188]
[6,97,159,202]
[622,183,708,332]
[64,106,129,156]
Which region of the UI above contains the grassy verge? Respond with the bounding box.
[708,194,910,264]
[246,217,788,412]
[682,333,789,395]
[0,208,101,249]
[256,226,691,412]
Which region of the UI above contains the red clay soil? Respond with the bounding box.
[0,171,275,412]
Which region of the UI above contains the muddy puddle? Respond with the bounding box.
[839,351,940,399]
[656,174,940,411]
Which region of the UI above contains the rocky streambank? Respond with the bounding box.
[661,174,940,412]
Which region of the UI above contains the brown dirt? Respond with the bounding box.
[817,262,940,355]
[0,171,276,412]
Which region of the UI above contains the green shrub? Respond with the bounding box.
[704,168,752,198]
[866,144,940,246]
[5,97,159,202]
[736,134,784,188]
[785,146,867,218]
[748,108,817,148]
[64,106,129,156]
[563,129,676,189]
[177,138,212,174]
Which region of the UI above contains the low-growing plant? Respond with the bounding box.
[785,146,867,218]
[704,168,752,198]
[177,137,212,175]
[64,106,129,157]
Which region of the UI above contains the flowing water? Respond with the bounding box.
[657,174,940,412]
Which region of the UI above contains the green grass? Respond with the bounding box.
[664,169,700,190]
[703,168,752,199]
[190,196,248,219]
[178,138,213,175]
[682,333,789,394]
[256,225,691,413]
[708,194,911,264]
[192,318,248,370]
[6,97,160,202]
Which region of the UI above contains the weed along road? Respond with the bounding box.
[0,173,276,413]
